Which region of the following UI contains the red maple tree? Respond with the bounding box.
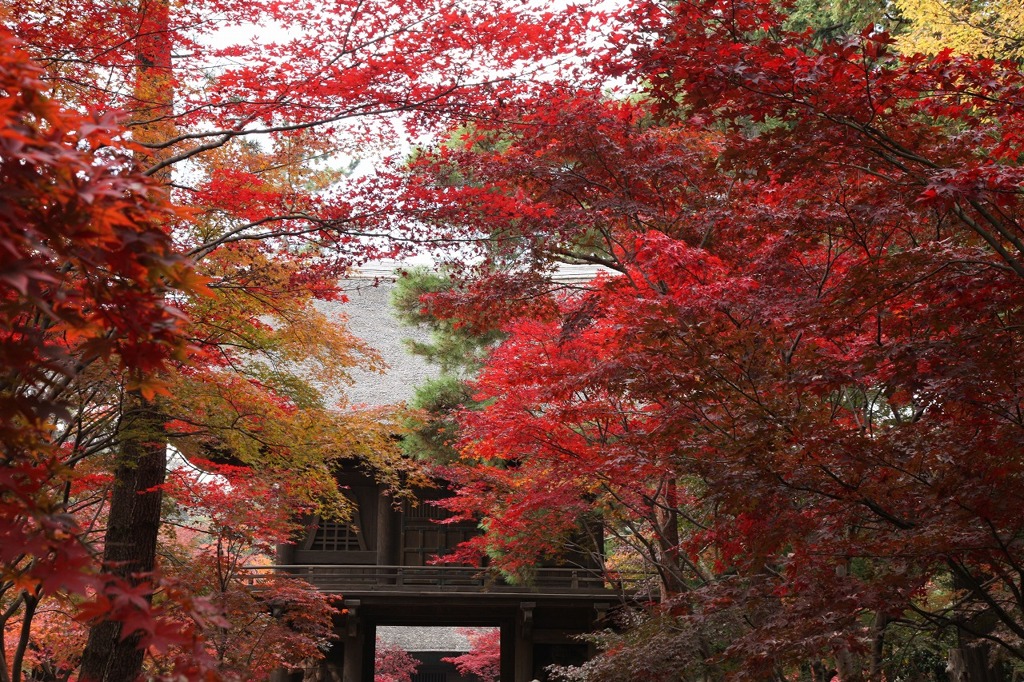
[374,638,420,682]
[3,0,600,678]
[442,628,500,682]
[0,26,213,682]
[157,459,339,679]
[386,2,1024,678]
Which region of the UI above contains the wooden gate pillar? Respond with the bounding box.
[515,602,536,682]
[500,619,516,682]
[376,493,398,567]
[340,600,371,682]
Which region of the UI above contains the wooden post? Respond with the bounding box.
[376,491,397,568]
[500,620,517,682]
[341,600,365,682]
[515,603,535,682]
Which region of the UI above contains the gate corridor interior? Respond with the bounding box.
[271,598,604,682]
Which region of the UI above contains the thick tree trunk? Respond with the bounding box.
[948,642,1002,682]
[79,401,166,682]
[835,649,867,682]
[948,636,1003,682]
[947,566,1003,682]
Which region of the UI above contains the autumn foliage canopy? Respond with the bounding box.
[5,0,1024,679]
[1,0,596,676]
[384,0,1024,679]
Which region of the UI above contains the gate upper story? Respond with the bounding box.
[269,463,637,598]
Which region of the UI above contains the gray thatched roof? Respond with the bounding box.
[315,277,437,407]
[317,262,615,408]
[377,625,493,652]
[313,263,448,407]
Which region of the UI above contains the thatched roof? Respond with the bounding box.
[318,262,615,408]
[377,625,491,653]
[316,276,437,407]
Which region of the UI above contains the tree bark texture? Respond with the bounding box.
[79,401,166,682]
[947,568,1004,682]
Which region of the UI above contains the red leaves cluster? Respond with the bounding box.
[156,461,341,678]
[374,639,420,682]
[7,0,601,153]
[0,32,192,404]
[162,459,314,554]
[0,27,232,682]
[395,2,1024,675]
[0,25,193,604]
[75,577,229,678]
[442,628,500,682]
[0,29,341,682]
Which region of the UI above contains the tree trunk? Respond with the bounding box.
[80,4,174,676]
[868,611,889,682]
[947,643,1002,682]
[835,646,866,682]
[946,565,1004,682]
[78,401,166,682]
[653,476,686,597]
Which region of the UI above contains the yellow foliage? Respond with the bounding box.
[162,131,427,519]
[895,0,1024,59]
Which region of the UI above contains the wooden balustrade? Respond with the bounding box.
[238,564,654,597]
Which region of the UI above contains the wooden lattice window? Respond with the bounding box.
[308,520,363,552]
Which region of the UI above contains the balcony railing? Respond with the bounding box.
[238,564,655,597]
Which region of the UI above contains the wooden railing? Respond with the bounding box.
[238,564,655,597]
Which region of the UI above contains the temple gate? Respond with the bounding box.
[257,463,636,682]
